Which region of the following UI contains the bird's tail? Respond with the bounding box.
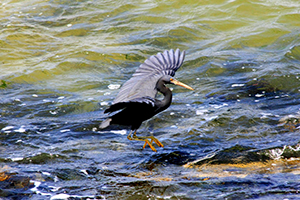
[99,118,112,129]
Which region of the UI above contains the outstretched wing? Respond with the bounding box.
[105,97,156,113]
[113,49,185,104]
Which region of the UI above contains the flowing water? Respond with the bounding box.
[1,0,300,199]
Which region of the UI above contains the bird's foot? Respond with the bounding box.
[142,136,164,149]
[134,135,164,152]
[142,139,157,152]
[127,131,163,152]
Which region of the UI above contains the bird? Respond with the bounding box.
[100,49,194,152]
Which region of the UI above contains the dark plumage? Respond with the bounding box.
[100,49,193,151]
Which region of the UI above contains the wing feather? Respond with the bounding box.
[105,97,156,113]
[112,49,185,104]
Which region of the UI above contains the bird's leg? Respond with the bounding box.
[148,135,164,148]
[131,131,154,150]
[142,136,164,149]
[126,130,160,152]
[127,130,133,140]
[134,131,163,148]
[130,131,157,152]
[131,131,164,151]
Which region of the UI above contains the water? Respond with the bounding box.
[1,0,300,199]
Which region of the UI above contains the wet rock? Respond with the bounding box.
[141,151,197,170]
[278,114,300,131]
[188,145,269,166]
[0,172,33,199]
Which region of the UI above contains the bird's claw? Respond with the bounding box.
[152,137,164,148]
[142,137,164,152]
[128,131,163,152]
[143,140,157,152]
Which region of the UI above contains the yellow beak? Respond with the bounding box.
[170,78,194,91]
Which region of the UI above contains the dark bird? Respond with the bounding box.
[100,49,193,151]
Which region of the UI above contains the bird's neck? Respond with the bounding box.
[156,83,172,112]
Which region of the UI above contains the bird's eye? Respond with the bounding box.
[170,78,173,81]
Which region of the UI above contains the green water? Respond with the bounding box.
[1,0,300,199]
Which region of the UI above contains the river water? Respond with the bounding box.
[1,0,300,199]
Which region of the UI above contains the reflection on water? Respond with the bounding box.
[1,0,300,199]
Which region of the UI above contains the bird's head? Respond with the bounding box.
[159,75,194,91]
[169,77,194,91]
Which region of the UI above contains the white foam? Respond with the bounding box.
[50,194,70,200]
[2,126,14,131]
[30,180,52,196]
[100,101,109,106]
[260,113,272,119]
[49,185,60,192]
[15,126,26,133]
[60,129,70,133]
[255,94,264,97]
[231,84,245,87]
[41,171,51,176]
[111,130,127,135]
[50,194,98,200]
[30,180,41,192]
[49,111,57,115]
[212,103,228,109]
[207,116,218,121]
[11,157,23,161]
[108,84,120,90]
[196,109,209,115]
[54,176,59,182]
[80,169,89,176]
